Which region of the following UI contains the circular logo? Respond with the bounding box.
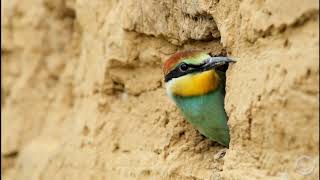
[294,155,317,176]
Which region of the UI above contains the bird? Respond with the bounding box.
[163,50,234,147]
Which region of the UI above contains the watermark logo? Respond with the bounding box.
[294,155,318,176]
[277,155,319,180]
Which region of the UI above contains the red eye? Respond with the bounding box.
[179,63,189,71]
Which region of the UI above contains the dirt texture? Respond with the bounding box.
[1,0,319,180]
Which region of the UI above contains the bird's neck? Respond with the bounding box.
[166,70,220,97]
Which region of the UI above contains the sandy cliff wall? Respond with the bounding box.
[1,0,319,179]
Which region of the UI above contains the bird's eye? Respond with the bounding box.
[179,63,189,71]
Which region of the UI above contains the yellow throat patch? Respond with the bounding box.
[168,70,220,97]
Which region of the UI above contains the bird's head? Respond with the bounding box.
[163,50,234,97]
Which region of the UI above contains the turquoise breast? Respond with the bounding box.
[172,84,230,146]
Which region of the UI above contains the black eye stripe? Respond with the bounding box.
[186,63,205,68]
[164,63,203,82]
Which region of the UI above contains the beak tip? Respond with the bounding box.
[227,56,238,62]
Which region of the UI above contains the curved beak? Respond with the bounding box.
[201,57,236,71]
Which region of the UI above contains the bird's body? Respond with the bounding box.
[163,50,233,147]
[172,77,230,146]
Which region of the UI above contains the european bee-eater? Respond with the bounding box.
[163,50,234,147]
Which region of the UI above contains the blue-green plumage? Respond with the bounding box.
[172,82,230,147]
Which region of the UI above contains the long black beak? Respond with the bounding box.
[201,57,235,71]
